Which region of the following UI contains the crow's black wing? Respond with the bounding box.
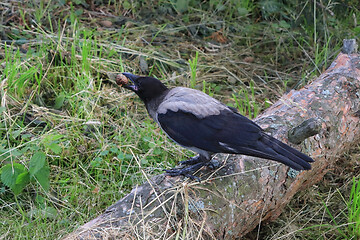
[157,109,313,170]
[157,109,261,153]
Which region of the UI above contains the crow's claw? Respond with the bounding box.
[164,162,205,182]
[165,170,201,182]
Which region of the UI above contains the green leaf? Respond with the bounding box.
[74,9,83,17]
[142,136,151,142]
[42,134,63,153]
[174,0,189,13]
[54,92,65,109]
[153,148,162,155]
[90,157,102,167]
[148,142,156,148]
[48,142,62,154]
[117,153,125,160]
[29,152,46,176]
[100,150,109,156]
[1,163,28,195]
[11,130,22,139]
[42,134,63,143]
[279,20,290,29]
[34,167,50,191]
[16,171,30,185]
[120,166,128,173]
[12,148,23,157]
[141,158,148,165]
[35,194,45,208]
[110,146,119,154]
[21,134,33,140]
[1,163,25,187]
[237,7,249,16]
[123,0,131,9]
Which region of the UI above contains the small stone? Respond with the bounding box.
[100,20,112,28]
[244,56,254,63]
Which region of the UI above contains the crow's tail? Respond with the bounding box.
[234,133,314,170]
[259,133,313,170]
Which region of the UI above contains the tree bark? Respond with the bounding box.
[64,41,360,240]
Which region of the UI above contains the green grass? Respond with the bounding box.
[322,176,360,239]
[231,80,259,119]
[348,177,360,237]
[0,0,359,239]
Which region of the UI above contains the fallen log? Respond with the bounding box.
[64,39,360,239]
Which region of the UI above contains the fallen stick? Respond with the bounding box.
[64,39,360,239]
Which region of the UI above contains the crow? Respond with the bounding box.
[119,73,314,180]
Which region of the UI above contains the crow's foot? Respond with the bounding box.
[164,162,206,182]
[179,155,204,165]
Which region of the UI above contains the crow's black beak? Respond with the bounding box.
[122,72,139,92]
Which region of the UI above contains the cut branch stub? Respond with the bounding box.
[288,117,322,144]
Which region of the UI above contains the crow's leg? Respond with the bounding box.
[164,162,207,181]
[179,155,203,165]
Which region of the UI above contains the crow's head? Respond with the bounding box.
[120,73,168,102]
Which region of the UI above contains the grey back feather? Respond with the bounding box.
[157,87,229,118]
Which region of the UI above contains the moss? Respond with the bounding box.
[188,200,205,213]
[287,168,299,178]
